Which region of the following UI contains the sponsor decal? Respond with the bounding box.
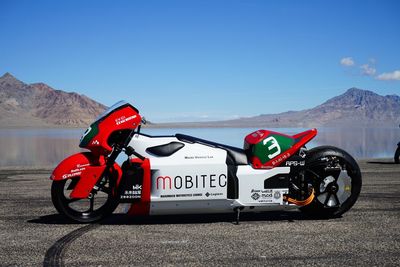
[115,115,137,126]
[77,163,90,168]
[62,172,81,179]
[271,152,291,166]
[156,176,172,190]
[132,184,142,190]
[205,192,223,197]
[251,189,276,202]
[120,184,142,200]
[156,174,227,190]
[251,192,260,200]
[160,193,203,198]
[262,191,273,198]
[61,164,89,179]
[252,130,266,138]
[160,194,176,198]
[91,140,100,145]
[285,160,305,167]
[274,191,281,199]
[184,155,214,160]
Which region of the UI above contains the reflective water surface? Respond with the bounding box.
[0,127,398,167]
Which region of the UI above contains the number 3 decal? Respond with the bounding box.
[263,136,281,159]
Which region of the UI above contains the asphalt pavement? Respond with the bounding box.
[0,160,399,266]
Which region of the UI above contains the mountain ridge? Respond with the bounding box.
[0,73,107,127]
[154,87,400,128]
[0,73,399,128]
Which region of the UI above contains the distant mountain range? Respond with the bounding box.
[156,88,400,128]
[0,72,399,128]
[0,73,106,127]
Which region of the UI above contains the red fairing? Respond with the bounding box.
[245,129,318,169]
[50,152,104,181]
[128,158,151,216]
[244,129,292,145]
[85,105,141,155]
[50,152,122,199]
[71,163,122,199]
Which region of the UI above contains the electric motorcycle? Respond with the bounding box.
[50,101,362,223]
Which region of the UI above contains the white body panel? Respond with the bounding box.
[236,165,290,206]
[130,134,228,202]
[128,133,296,215]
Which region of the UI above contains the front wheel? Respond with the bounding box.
[51,175,119,223]
[300,146,362,218]
[395,146,400,164]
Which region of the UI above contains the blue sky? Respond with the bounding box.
[1,0,399,122]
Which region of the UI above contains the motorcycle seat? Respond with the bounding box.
[175,134,249,165]
[146,141,185,157]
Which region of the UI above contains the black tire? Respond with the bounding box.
[395,147,400,164]
[300,146,362,218]
[51,176,119,223]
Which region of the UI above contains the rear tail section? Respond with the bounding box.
[244,129,317,168]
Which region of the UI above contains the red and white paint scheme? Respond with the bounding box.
[50,101,362,223]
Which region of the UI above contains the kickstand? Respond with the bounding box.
[234,207,241,225]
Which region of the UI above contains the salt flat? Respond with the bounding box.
[0,160,399,266]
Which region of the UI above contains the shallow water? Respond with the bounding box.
[0,127,398,167]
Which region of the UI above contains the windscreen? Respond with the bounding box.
[95,100,129,121]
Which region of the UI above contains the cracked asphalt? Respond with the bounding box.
[0,160,399,266]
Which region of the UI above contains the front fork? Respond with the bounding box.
[76,144,145,200]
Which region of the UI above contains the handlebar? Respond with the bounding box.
[106,145,122,167]
[125,146,146,161]
[106,126,147,166]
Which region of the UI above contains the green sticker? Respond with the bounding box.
[79,122,99,148]
[252,134,294,164]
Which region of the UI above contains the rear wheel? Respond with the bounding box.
[51,175,119,223]
[395,146,400,164]
[300,146,362,218]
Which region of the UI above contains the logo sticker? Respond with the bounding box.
[273,191,281,199]
[251,192,261,200]
[156,174,227,190]
[285,160,305,167]
[115,115,137,125]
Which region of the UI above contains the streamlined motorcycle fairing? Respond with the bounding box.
[49,101,362,223]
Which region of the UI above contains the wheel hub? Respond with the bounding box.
[317,171,352,208]
[329,184,338,193]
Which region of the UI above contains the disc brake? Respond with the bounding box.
[317,170,352,207]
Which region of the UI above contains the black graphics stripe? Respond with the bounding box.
[226,154,239,199]
[43,224,100,267]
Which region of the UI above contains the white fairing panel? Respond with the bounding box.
[236,166,290,206]
[128,134,294,215]
[129,134,228,203]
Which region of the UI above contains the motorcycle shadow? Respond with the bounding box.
[28,211,335,225]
